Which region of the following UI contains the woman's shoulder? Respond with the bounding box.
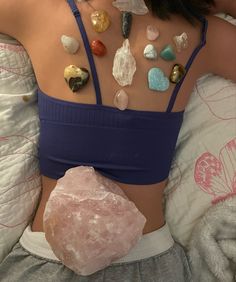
[0,0,29,39]
[204,15,236,82]
[0,0,53,41]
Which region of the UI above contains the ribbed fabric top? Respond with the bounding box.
[38,0,208,185]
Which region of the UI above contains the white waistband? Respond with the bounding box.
[19,223,174,264]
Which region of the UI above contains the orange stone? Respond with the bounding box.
[90,40,107,56]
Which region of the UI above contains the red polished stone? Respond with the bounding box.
[90,39,107,56]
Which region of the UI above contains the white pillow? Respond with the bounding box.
[0,36,41,263]
[164,14,236,247]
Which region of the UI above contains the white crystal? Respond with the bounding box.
[112,0,149,15]
[61,35,80,54]
[43,166,146,275]
[143,44,158,60]
[173,32,188,53]
[114,89,129,110]
[112,39,136,87]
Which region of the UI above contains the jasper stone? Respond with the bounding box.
[160,44,176,61]
[121,12,132,38]
[90,40,107,56]
[64,65,90,92]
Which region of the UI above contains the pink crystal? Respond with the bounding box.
[114,89,129,110]
[146,25,160,41]
[43,166,146,275]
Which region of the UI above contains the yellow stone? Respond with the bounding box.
[169,64,186,84]
[91,10,111,33]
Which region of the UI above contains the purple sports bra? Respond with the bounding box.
[38,0,208,185]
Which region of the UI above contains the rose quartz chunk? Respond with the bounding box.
[43,166,146,276]
[114,89,129,111]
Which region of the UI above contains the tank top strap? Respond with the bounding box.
[166,16,208,113]
[67,0,102,105]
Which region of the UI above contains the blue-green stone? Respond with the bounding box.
[148,67,170,92]
[160,45,176,61]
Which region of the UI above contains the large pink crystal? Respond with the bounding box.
[43,166,146,276]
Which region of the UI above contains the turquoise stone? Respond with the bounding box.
[148,67,170,92]
[160,44,176,61]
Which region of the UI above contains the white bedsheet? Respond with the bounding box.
[0,40,41,262]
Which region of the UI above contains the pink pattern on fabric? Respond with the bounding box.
[194,138,236,204]
[196,82,236,120]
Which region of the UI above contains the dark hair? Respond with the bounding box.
[145,0,215,23]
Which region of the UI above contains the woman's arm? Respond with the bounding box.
[205,15,236,82]
[211,0,236,18]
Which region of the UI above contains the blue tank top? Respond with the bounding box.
[38,0,208,185]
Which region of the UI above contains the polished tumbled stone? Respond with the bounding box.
[170,64,186,83]
[91,10,111,33]
[143,44,158,60]
[160,44,176,61]
[148,67,170,91]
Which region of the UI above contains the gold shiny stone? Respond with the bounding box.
[169,64,186,84]
[91,10,111,33]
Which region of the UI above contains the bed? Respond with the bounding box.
[0,14,236,280]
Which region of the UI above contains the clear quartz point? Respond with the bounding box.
[112,0,149,15]
[112,39,136,86]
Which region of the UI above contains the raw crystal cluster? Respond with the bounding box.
[112,0,149,15]
[43,166,146,276]
[112,39,136,86]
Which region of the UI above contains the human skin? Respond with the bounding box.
[0,0,235,234]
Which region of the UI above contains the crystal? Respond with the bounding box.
[112,39,136,86]
[64,65,90,92]
[160,44,176,61]
[169,64,186,83]
[91,10,111,33]
[43,166,146,276]
[143,44,158,60]
[148,67,170,92]
[122,12,133,39]
[146,25,160,41]
[90,40,107,56]
[61,35,79,54]
[114,89,129,110]
[112,0,149,15]
[173,32,188,53]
